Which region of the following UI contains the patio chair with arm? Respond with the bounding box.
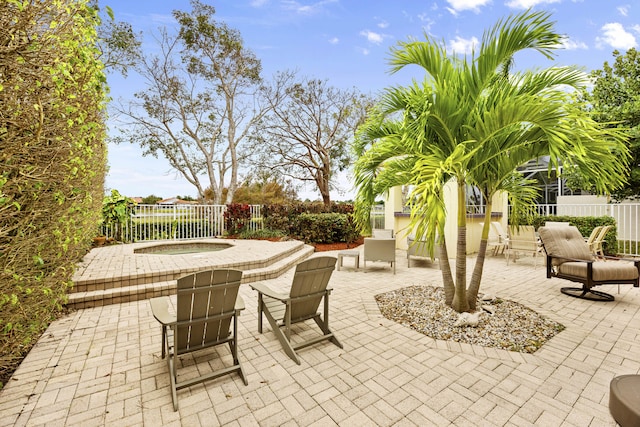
[486,222,507,256]
[591,225,612,259]
[363,236,396,274]
[250,256,342,365]
[538,225,640,301]
[585,225,603,254]
[149,269,247,411]
[506,225,541,267]
[372,229,394,238]
[407,234,437,267]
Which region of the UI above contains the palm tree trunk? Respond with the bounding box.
[437,235,455,305]
[468,200,493,310]
[452,180,469,313]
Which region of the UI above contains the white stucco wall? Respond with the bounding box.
[384,181,508,257]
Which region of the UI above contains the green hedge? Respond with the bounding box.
[294,213,360,244]
[0,1,107,386]
[262,202,358,244]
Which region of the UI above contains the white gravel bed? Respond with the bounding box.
[375,285,565,353]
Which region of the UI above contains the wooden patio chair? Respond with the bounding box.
[486,222,507,256]
[585,225,603,254]
[506,225,541,267]
[591,225,612,259]
[250,256,342,365]
[538,226,640,301]
[150,269,247,411]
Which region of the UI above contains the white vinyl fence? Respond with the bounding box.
[370,205,385,230]
[101,204,262,242]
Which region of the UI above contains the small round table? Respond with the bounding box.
[610,374,640,426]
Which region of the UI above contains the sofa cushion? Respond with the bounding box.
[539,226,593,266]
[558,261,639,282]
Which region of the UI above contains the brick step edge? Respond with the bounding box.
[67,244,316,310]
[72,240,309,293]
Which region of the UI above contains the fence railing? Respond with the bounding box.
[100,204,263,242]
[370,205,385,230]
[101,202,640,256]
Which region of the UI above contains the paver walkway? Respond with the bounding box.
[1,244,639,426]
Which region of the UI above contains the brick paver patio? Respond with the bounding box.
[1,243,639,426]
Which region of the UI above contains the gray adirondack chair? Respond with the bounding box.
[250,256,342,365]
[150,269,247,411]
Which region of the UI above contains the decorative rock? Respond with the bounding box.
[453,311,481,327]
[482,305,495,315]
[481,293,495,302]
[374,285,565,353]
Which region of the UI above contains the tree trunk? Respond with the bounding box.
[321,191,331,208]
[225,99,239,204]
[467,200,493,310]
[437,236,455,306]
[316,166,331,208]
[451,180,469,313]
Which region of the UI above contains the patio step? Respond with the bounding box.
[67,243,316,309]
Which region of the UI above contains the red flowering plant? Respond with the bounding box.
[224,203,252,236]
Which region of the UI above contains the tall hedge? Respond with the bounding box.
[0,0,108,385]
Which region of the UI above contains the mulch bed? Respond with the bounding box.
[312,237,364,252]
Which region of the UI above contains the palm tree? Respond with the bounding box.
[353,10,629,313]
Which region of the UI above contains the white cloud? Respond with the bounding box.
[360,30,385,45]
[250,0,269,6]
[506,0,560,8]
[617,5,629,17]
[328,37,339,44]
[560,36,588,50]
[417,13,436,32]
[149,13,176,25]
[281,0,338,15]
[446,0,491,13]
[377,20,389,29]
[447,36,479,55]
[596,22,637,50]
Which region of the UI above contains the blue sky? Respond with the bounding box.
[104,0,640,200]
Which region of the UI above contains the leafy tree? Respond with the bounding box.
[94,4,141,76]
[0,0,108,383]
[232,174,298,205]
[255,70,372,208]
[584,48,640,200]
[353,10,629,313]
[114,0,271,203]
[141,195,162,204]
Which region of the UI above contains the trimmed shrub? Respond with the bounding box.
[262,202,359,244]
[224,203,252,235]
[0,1,108,386]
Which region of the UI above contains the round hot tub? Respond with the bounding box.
[134,241,232,255]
